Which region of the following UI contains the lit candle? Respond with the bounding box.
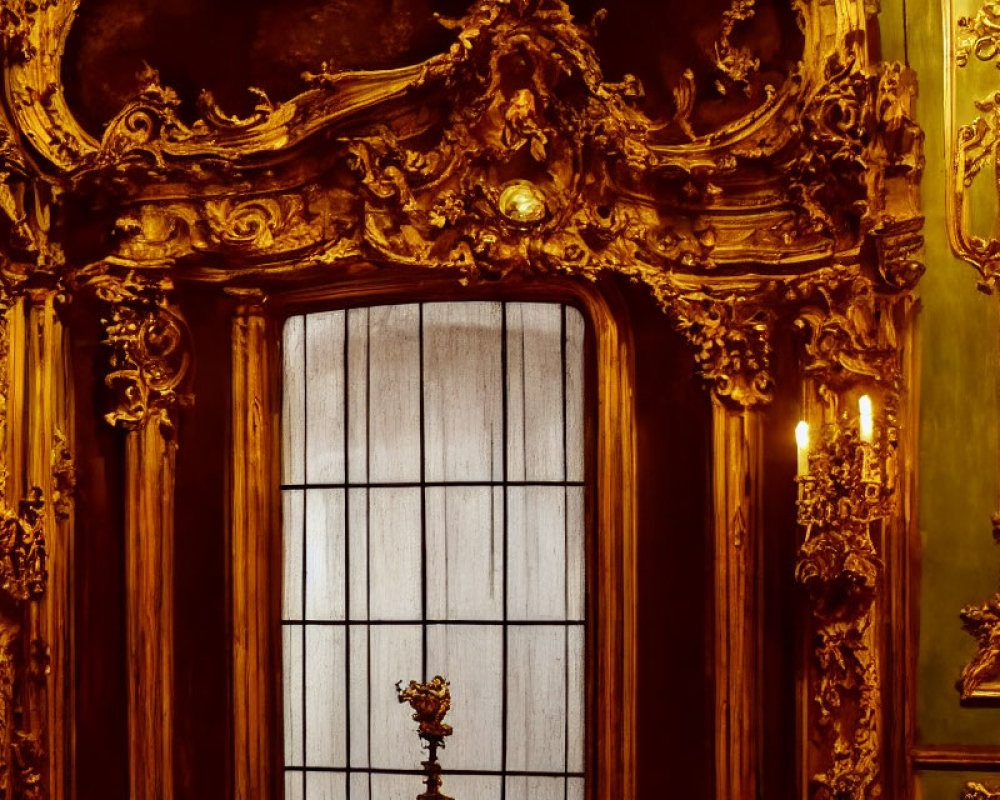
[795,421,809,476]
[859,394,874,443]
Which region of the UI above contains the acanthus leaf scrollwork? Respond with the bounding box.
[74,266,192,436]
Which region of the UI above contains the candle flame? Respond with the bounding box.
[795,421,809,450]
[859,394,874,442]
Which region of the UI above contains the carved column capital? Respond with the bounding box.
[75,266,192,436]
[664,288,774,408]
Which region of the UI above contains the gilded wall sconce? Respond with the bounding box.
[794,397,895,798]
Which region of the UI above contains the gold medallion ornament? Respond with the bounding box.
[498,180,547,225]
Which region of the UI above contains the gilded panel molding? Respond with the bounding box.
[947,0,1000,290]
[946,0,1000,705]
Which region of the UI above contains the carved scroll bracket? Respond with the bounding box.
[659,282,775,409]
[72,265,192,437]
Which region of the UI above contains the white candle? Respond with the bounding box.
[859,395,874,443]
[795,421,810,476]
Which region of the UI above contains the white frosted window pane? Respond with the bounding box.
[568,777,585,800]
[348,488,368,621]
[567,626,585,773]
[368,304,421,482]
[347,309,370,480]
[370,626,423,770]
[368,488,421,620]
[565,307,585,483]
[305,311,346,484]
[348,625,369,768]
[306,771,345,800]
[305,490,346,621]
[283,315,305,484]
[507,625,566,772]
[423,302,503,482]
[283,626,303,766]
[566,486,585,622]
[350,773,370,800]
[371,774,422,800]
[506,304,564,481]
[283,490,304,620]
[285,772,303,800]
[508,487,566,621]
[426,625,502,770]
[446,775,501,800]
[426,487,503,620]
[305,625,347,766]
[507,777,565,800]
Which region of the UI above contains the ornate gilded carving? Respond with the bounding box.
[966,783,1000,800]
[956,3,1000,68]
[0,0,924,796]
[50,428,73,521]
[397,676,454,800]
[795,415,894,800]
[0,489,45,604]
[75,267,192,435]
[663,286,774,407]
[958,590,1000,699]
[793,267,905,394]
[712,0,759,96]
[946,0,1000,290]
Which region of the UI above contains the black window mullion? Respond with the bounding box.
[365,307,373,797]
[344,311,352,795]
[500,302,509,800]
[302,316,309,798]
[561,304,570,800]
[419,303,428,682]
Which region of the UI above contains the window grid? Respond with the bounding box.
[282,302,586,800]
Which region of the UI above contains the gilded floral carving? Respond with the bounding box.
[97,280,191,435]
[0,490,45,604]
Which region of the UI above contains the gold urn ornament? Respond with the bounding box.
[397,676,455,800]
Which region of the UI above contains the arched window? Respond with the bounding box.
[279,301,587,800]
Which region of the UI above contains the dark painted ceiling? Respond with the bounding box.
[63,0,802,141]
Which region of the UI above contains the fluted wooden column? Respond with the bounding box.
[125,421,176,800]
[712,397,763,800]
[24,289,75,800]
[96,277,191,800]
[230,291,280,800]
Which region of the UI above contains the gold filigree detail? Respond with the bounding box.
[397,676,453,740]
[793,268,905,393]
[75,267,192,435]
[957,3,1000,67]
[661,285,774,407]
[958,591,1000,699]
[967,783,1000,800]
[0,489,46,604]
[712,0,759,96]
[50,428,73,521]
